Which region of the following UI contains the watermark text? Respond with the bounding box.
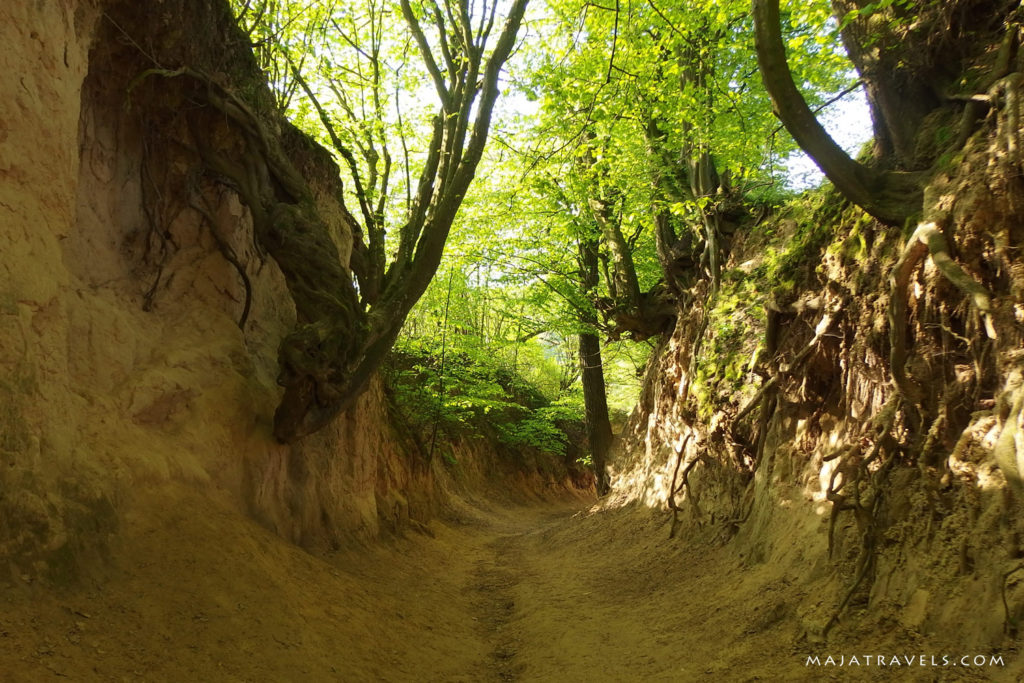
[805,654,1004,668]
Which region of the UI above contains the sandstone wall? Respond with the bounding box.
[0,0,440,582]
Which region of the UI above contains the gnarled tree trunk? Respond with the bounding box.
[752,0,922,225]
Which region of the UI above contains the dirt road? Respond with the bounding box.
[0,486,1009,681]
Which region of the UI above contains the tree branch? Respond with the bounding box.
[751,0,920,225]
[400,0,452,105]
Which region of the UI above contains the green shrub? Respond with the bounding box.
[383,341,582,458]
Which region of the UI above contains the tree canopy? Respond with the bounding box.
[217,0,527,441]
[216,0,1018,459]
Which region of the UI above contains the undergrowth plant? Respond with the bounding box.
[383,339,585,460]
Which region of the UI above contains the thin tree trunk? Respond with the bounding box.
[579,331,613,495]
[578,233,614,494]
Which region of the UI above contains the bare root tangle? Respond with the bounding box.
[752,392,777,468]
[820,395,900,637]
[888,221,997,403]
[731,306,842,460]
[823,471,882,638]
[889,228,929,402]
[666,433,692,514]
[720,483,756,530]
[825,463,854,559]
[187,183,253,329]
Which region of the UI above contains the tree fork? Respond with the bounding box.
[136,0,529,442]
[751,0,922,225]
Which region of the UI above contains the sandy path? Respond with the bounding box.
[465,501,784,682]
[0,486,1011,681]
[0,488,587,682]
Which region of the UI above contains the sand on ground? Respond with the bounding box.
[0,485,1009,682]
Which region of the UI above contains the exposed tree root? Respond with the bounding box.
[731,306,841,462]
[135,65,368,442]
[187,185,253,329]
[679,291,711,404]
[949,32,1017,150]
[123,0,528,443]
[138,129,184,313]
[990,72,1024,169]
[822,537,875,639]
[994,371,1024,492]
[889,221,996,403]
[667,433,698,538]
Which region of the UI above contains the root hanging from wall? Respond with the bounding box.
[607,107,1024,648]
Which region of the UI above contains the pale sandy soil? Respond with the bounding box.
[0,485,1017,682]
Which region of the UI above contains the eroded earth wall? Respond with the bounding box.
[0,0,441,582]
[609,156,1024,648]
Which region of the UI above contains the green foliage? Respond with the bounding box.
[385,0,858,441]
[384,339,582,458]
[229,0,438,229]
[228,0,881,453]
[520,0,853,198]
[497,399,583,458]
